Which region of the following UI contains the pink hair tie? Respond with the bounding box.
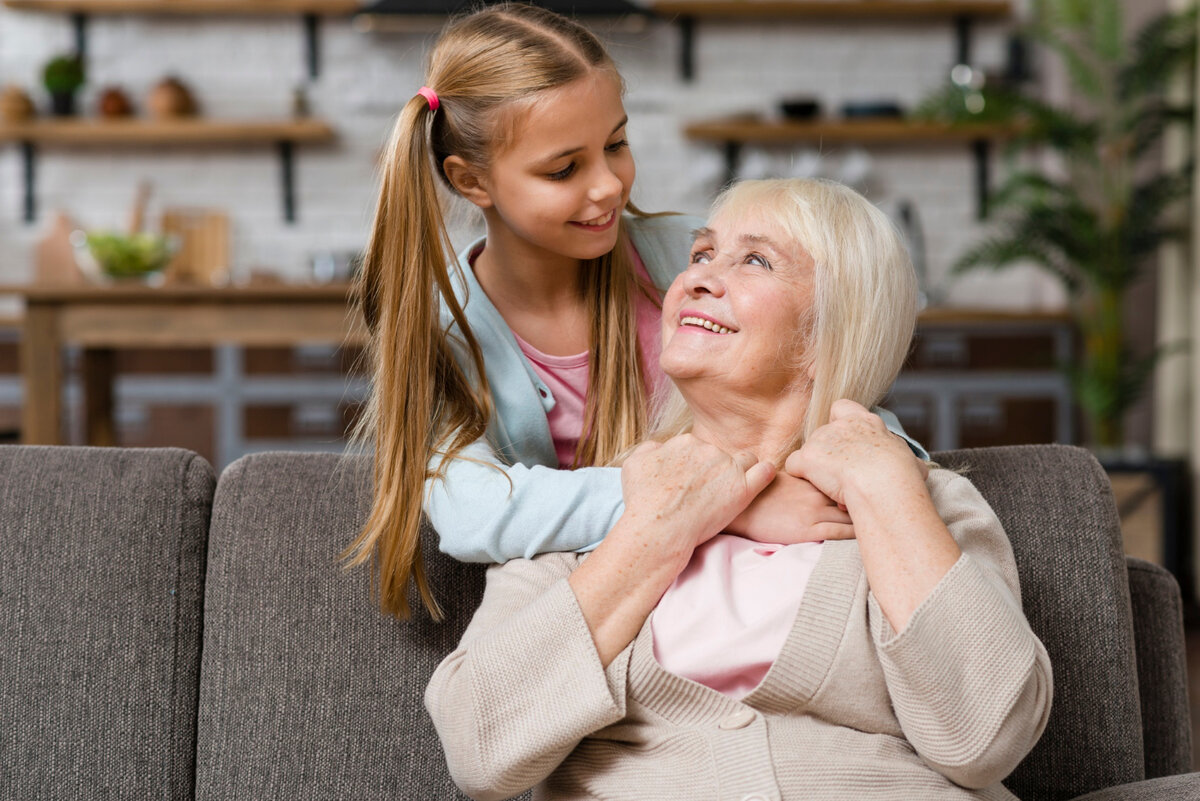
[417,86,439,111]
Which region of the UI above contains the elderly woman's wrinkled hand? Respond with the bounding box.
[621,434,776,553]
[784,399,929,512]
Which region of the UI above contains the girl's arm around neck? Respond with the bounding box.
[426,438,626,562]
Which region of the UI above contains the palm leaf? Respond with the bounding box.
[1119,7,1197,103]
[1127,167,1193,256]
[952,229,1079,292]
[1089,0,1124,63]
[1034,26,1108,101]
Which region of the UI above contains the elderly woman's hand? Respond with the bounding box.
[622,434,777,556]
[784,399,928,512]
[785,399,959,632]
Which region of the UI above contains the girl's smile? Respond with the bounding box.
[570,209,619,230]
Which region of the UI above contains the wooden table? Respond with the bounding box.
[1,282,365,446]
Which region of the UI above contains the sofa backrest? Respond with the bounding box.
[0,446,213,801]
[936,445,1147,800]
[195,444,1176,801]
[194,451,485,801]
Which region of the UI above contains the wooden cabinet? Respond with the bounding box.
[890,311,1075,452]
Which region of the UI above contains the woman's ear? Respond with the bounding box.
[442,156,493,209]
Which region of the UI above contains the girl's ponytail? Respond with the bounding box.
[344,91,490,620]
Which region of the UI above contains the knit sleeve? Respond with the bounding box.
[867,470,1053,789]
[425,438,625,562]
[425,553,630,801]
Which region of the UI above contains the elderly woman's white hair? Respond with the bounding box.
[649,177,918,460]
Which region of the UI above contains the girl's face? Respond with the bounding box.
[659,207,817,400]
[467,70,635,264]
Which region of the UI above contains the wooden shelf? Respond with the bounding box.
[653,0,1013,80]
[0,117,335,146]
[684,116,1011,145]
[686,116,1011,217]
[651,1,1012,20]
[2,0,359,14]
[2,0,356,79]
[2,118,336,224]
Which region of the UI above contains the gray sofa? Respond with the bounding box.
[0,443,1196,800]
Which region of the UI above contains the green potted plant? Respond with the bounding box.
[42,54,86,117]
[917,0,1196,451]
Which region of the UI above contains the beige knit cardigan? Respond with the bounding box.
[426,468,1054,801]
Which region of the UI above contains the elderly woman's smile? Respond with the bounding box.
[677,313,736,334]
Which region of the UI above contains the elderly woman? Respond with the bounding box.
[425,178,1052,801]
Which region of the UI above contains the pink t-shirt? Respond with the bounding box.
[513,252,664,468]
[651,535,824,699]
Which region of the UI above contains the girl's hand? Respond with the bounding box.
[727,473,854,544]
[784,399,928,512]
[621,434,776,555]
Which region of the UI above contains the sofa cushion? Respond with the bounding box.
[0,445,213,801]
[196,451,486,801]
[935,445,1144,801]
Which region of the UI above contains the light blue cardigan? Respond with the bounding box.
[424,213,926,562]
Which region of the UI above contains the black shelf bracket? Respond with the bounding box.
[72,12,89,60]
[720,140,740,187]
[303,13,321,80]
[954,14,973,66]
[972,138,990,219]
[21,142,36,224]
[679,15,696,82]
[279,140,297,224]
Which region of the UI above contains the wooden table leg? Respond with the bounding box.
[19,303,63,445]
[82,347,116,447]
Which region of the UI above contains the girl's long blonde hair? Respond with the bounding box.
[344,3,653,619]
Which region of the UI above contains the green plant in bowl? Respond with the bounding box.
[70,230,177,281]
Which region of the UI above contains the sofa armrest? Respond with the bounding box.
[1070,773,1200,800]
[1127,557,1192,779]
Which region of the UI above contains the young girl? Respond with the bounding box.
[343,3,923,619]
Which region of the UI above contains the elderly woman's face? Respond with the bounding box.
[659,207,816,399]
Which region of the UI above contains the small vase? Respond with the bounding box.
[49,91,76,117]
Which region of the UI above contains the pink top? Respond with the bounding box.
[651,535,824,699]
[513,251,665,468]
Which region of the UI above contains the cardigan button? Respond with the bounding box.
[718,708,756,730]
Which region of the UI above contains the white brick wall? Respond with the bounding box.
[0,4,1065,309]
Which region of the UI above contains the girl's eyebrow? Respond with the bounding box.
[545,116,629,162]
[691,227,713,240]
